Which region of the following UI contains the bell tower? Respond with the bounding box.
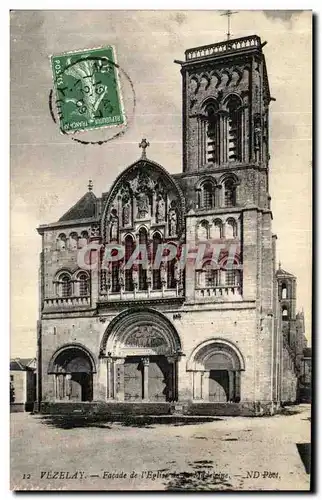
[176,35,271,173]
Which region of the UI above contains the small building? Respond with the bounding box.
[10,358,36,412]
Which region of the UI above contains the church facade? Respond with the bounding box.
[37,35,304,416]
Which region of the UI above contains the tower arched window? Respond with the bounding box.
[152,232,162,290]
[226,96,242,162]
[282,306,289,321]
[226,218,237,239]
[202,181,215,209]
[221,268,241,288]
[138,228,148,290]
[212,219,223,239]
[125,235,135,291]
[60,273,72,297]
[204,262,219,287]
[281,284,287,299]
[224,178,237,207]
[205,104,219,164]
[77,272,89,296]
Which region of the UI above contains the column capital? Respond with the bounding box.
[115,358,125,365]
[141,357,150,366]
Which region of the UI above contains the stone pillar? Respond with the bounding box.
[201,371,210,401]
[142,357,149,401]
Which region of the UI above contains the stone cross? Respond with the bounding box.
[220,10,238,41]
[139,138,150,159]
[88,179,93,191]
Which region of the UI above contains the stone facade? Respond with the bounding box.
[36,35,307,416]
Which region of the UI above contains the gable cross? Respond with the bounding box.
[139,138,150,159]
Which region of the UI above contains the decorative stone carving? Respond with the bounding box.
[168,204,178,236]
[254,113,262,151]
[90,224,100,238]
[156,195,166,223]
[160,262,167,285]
[122,201,131,226]
[119,263,125,288]
[125,326,167,349]
[109,209,119,241]
[136,192,150,219]
[174,260,181,283]
[132,267,139,288]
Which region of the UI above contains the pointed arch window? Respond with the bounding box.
[152,232,162,290]
[167,258,176,289]
[124,235,135,291]
[226,96,242,162]
[138,228,148,290]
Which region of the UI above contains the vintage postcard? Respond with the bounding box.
[10,10,312,492]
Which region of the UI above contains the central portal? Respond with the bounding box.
[123,355,172,402]
[101,308,182,403]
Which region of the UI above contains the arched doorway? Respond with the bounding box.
[48,345,96,402]
[100,308,182,402]
[187,339,245,403]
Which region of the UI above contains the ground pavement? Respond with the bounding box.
[10,404,311,491]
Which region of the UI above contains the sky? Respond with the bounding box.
[10,10,312,357]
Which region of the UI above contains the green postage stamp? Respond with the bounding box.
[51,46,126,133]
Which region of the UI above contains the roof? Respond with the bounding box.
[59,191,97,222]
[10,358,36,371]
[276,263,295,278]
[19,358,36,367]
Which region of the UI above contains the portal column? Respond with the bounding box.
[142,357,149,401]
[106,355,113,400]
[142,358,150,401]
[201,371,210,401]
[228,371,234,402]
[114,358,125,401]
[193,371,203,400]
[65,373,72,400]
